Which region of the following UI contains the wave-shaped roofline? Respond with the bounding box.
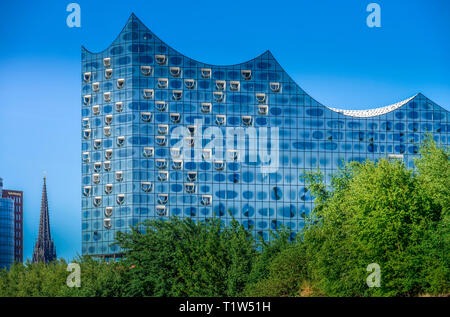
[81,13,271,68]
[82,14,446,118]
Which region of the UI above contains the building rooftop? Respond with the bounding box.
[327,94,418,118]
[83,14,448,118]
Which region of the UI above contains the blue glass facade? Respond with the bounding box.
[81,14,449,257]
[0,178,14,269]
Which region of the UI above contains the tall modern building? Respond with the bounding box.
[0,178,14,269]
[81,14,449,257]
[2,185,24,263]
[32,176,56,264]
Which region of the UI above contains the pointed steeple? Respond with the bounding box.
[32,175,56,264]
[38,176,51,241]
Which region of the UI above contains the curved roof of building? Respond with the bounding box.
[82,14,447,118]
[326,94,418,118]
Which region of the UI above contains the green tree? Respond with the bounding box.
[303,135,450,296]
[0,260,68,297]
[245,243,308,296]
[62,256,126,297]
[114,217,256,296]
[1,135,447,297]
[245,227,294,290]
[412,134,450,294]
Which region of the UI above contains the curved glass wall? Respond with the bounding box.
[81,14,449,257]
[0,198,14,269]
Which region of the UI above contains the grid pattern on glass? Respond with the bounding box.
[81,14,450,257]
[0,198,14,269]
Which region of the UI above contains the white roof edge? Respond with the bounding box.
[327,94,418,118]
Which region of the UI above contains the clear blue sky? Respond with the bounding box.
[0,0,449,261]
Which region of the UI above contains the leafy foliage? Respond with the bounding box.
[0,257,125,297]
[245,243,308,296]
[114,217,255,296]
[0,135,448,297]
[302,135,449,296]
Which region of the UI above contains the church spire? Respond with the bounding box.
[32,175,56,264]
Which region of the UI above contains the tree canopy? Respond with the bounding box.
[1,135,448,297]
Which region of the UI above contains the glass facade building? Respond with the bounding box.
[2,187,24,263]
[0,178,15,269]
[81,14,449,257]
